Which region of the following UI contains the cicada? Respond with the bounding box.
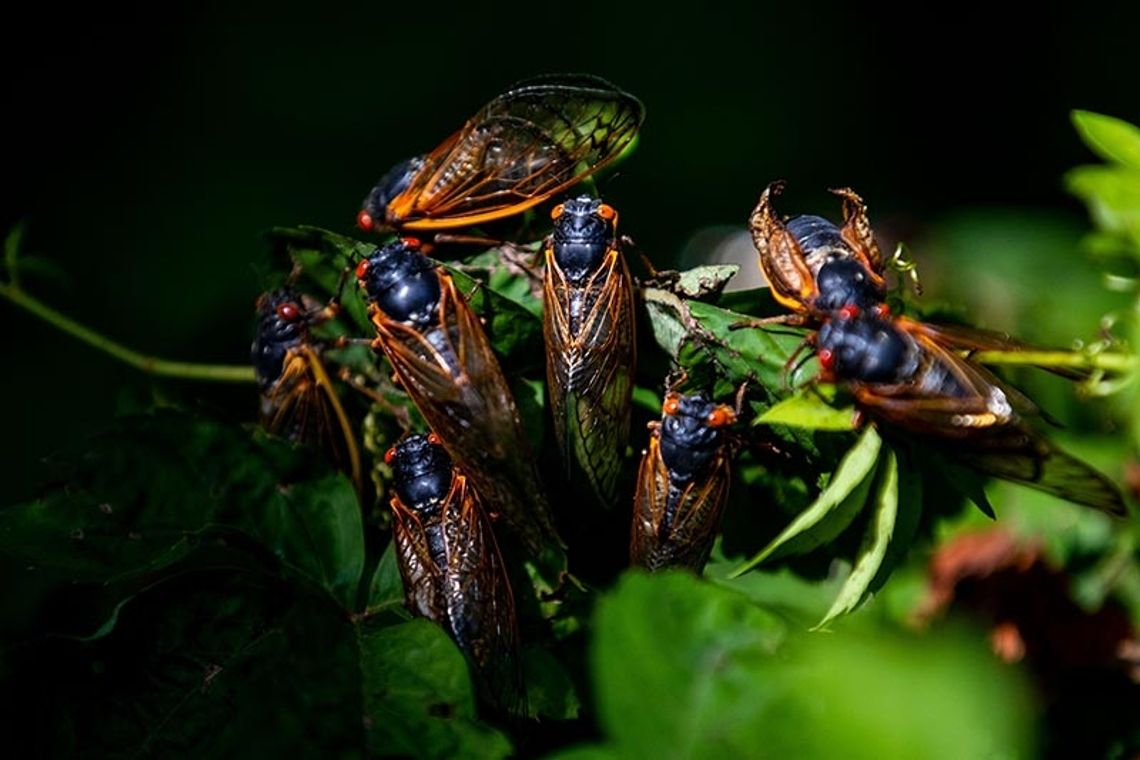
[631,392,737,571]
[251,288,362,491]
[748,180,887,318]
[357,75,644,236]
[356,238,562,554]
[542,195,635,508]
[385,433,523,714]
[816,306,1126,515]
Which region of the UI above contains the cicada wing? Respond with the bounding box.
[902,318,1094,382]
[261,346,362,492]
[631,434,670,568]
[440,477,525,715]
[748,181,818,313]
[390,76,644,230]
[543,248,636,506]
[850,326,1038,437]
[832,186,885,281]
[390,498,448,622]
[947,427,1126,516]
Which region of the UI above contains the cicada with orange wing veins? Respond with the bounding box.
[816,306,1126,515]
[631,392,738,572]
[386,433,524,715]
[251,289,363,492]
[357,75,644,239]
[748,180,887,320]
[356,238,563,555]
[543,195,635,509]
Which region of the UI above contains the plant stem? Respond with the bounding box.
[0,281,255,383]
[970,348,1138,374]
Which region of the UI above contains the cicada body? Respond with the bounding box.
[386,433,523,714]
[251,288,362,491]
[631,393,737,572]
[356,239,562,554]
[357,75,644,236]
[748,181,886,316]
[542,196,635,508]
[817,308,1126,515]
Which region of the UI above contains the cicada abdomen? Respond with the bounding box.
[251,288,362,491]
[542,196,635,508]
[386,433,524,714]
[356,238,563,555]
[631,393,737,572]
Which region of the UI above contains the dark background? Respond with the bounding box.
[4,6,1138,500]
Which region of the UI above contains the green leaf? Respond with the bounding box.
[1072,110,1140,170]
[522,646,582,720]
[5,572,364,756]
[642,287,808,399]
[670,263,740,299]
[816,446,899,628]
[757,386,856,430]
[365,539,407,617]
[0,412,364,609]
[359,618,512,759]
[731,427,882,576]
[1066,165,1140,243]
[591,572,787,759]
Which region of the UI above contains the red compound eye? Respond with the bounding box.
[838,304,861,320]
[355,259,371,279]
[427,432,442,445]
[356,210,374,231]
[818,348,835,371]
[276,302,301,321]
[596,203,616,220]
[707,406,735,428]
[873,303,890,318]
[384,447,397,465]
[550,203,565,220]
[401,237,422,250]
[663,393,681,416]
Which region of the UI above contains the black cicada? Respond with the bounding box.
[386,433,523,714]
[542,195,635,508]
[357,75,644,236]
[631,392,737,571]
[251,288,362,491]
[817,307,1126,515]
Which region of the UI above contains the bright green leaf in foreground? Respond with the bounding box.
[732,427,882,576]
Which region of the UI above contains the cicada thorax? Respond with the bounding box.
[357,239,563,555]
[542,196,636,509]
[357,75,645,236]
[749,181,887,316]
[251,288,362,490]
[631,392,737,572]
[386,434,524,715]
[816,309,1126,515]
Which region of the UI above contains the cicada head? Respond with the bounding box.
[550,195,618,283]
[658,393,735,483]
[355,238,441,327]
[358,156,427,232]
[386,433,454,514]
[251,289,309,390]
[817,310,919,384]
